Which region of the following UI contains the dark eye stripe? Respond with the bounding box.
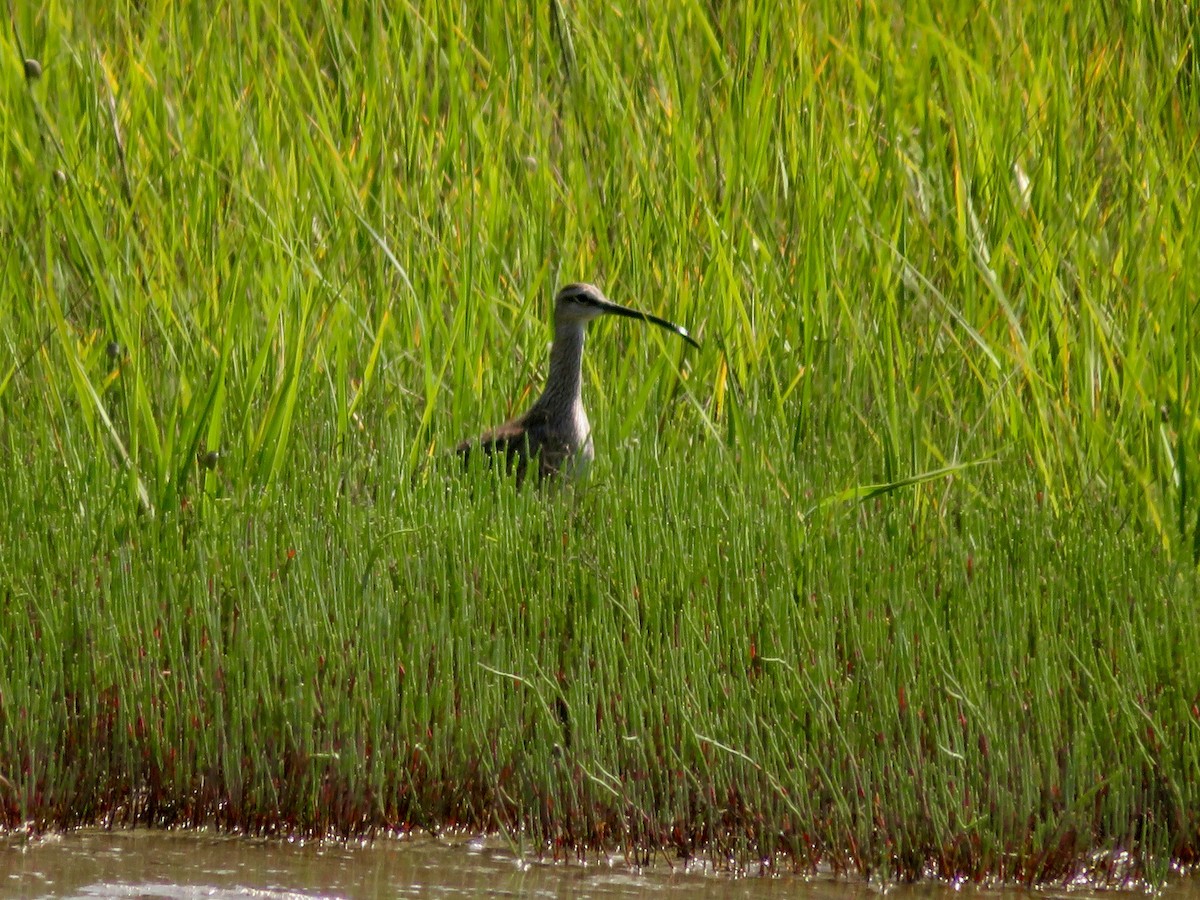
[555,283,608,310]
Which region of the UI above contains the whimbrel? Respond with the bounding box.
[458,282,699,485]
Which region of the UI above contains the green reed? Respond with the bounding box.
[1,0,1197,884]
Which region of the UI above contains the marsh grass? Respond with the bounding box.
[1,0,1198,884]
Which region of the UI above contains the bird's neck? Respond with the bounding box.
[534,320,586,410]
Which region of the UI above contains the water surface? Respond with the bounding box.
[1,830,1195,899]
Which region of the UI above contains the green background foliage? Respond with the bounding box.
[1,1,1198,883]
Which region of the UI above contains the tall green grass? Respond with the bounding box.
[1,0,1198,884]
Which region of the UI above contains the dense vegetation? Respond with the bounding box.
[2,1,1198,885]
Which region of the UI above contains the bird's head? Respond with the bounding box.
[552,282,700,348]
[553,283,616,325]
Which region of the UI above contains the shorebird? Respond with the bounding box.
[458,282,700,486]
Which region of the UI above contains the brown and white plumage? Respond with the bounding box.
[457,282,699,486]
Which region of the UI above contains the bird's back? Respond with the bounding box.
[457,401,591,487]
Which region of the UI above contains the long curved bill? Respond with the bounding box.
[597,298,701,350]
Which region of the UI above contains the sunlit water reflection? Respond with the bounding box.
[1,829,1195,899]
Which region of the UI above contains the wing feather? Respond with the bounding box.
[457,418,534,486]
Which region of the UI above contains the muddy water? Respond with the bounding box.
[0,830,1196,900]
